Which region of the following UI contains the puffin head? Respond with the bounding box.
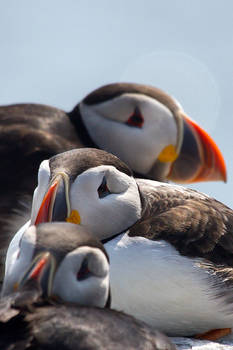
[3,222,110,308]
[31,148,142,240]
[71,82,226,183]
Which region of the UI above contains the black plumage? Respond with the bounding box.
[132,179,233,267]
[34,221,110,266]
[49,148,132,181]
[0,103,83,269]
[0,296,176,350]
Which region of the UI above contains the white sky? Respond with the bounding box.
[0,0,232,208]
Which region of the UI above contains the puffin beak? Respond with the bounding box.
[168,112,227,183]
[34,172,81,225]
[17,251,53,291]
[34,180,59,225]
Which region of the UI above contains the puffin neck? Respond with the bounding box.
[68,106,98,148]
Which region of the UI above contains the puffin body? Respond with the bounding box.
[1,222,176,350]
[0,83,226,280]
[5,149,233,337]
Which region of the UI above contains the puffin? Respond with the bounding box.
[0,82,226,192]
[0,83,226,282]
[1,222,176,350]
[5,148,233,339]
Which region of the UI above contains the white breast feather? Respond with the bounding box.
[105,233,233,336]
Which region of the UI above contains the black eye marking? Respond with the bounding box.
[98,176,111,198]
[126,107,144,128]
[77,258,91,281]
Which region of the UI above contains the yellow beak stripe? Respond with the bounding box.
[66,210,81,225]
[157,144,178,163]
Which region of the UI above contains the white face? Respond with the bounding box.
[68,165,142,239]
[31,163,142,240]
[52,246,109,307]
[80,93,178,174]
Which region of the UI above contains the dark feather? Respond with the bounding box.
[131,180,233,266]
[0,103,84,281]
[0,288,176,350]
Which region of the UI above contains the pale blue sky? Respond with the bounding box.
[0,0,232,208]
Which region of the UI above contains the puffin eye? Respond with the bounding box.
[97,176,111,198]
[126,107,144,128]
[77,258,91,281]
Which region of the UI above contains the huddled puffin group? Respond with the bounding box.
[0,82,231,349]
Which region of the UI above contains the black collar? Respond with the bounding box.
[102,232,122,244]
[68,105,98,148]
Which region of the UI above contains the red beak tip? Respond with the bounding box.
[181,112,227,183]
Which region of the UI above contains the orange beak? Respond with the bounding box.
[18,251,52,292]
[168,112,227,183]
[28,252,51,281]
[34,173,80,226]
[35,181,59,225]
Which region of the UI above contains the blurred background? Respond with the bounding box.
[0,0,232,207]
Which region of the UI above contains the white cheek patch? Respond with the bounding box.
[105,168,130,193]
[88,248,109,278]
[69,166,142,240]
[80,94,177,175]
[80,96,134,123]
[80,93,145,126]
[52,247,109,307]
[31,159,51,223]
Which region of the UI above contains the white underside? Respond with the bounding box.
[2,220,31,296]
[105,233,233,336]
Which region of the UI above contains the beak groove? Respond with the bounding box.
[34,172,72,225]
[169,112,227,183]
[29,252,51,281]
[35,181,58,225]
[18,251,56,297]
[18,252,51,287]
